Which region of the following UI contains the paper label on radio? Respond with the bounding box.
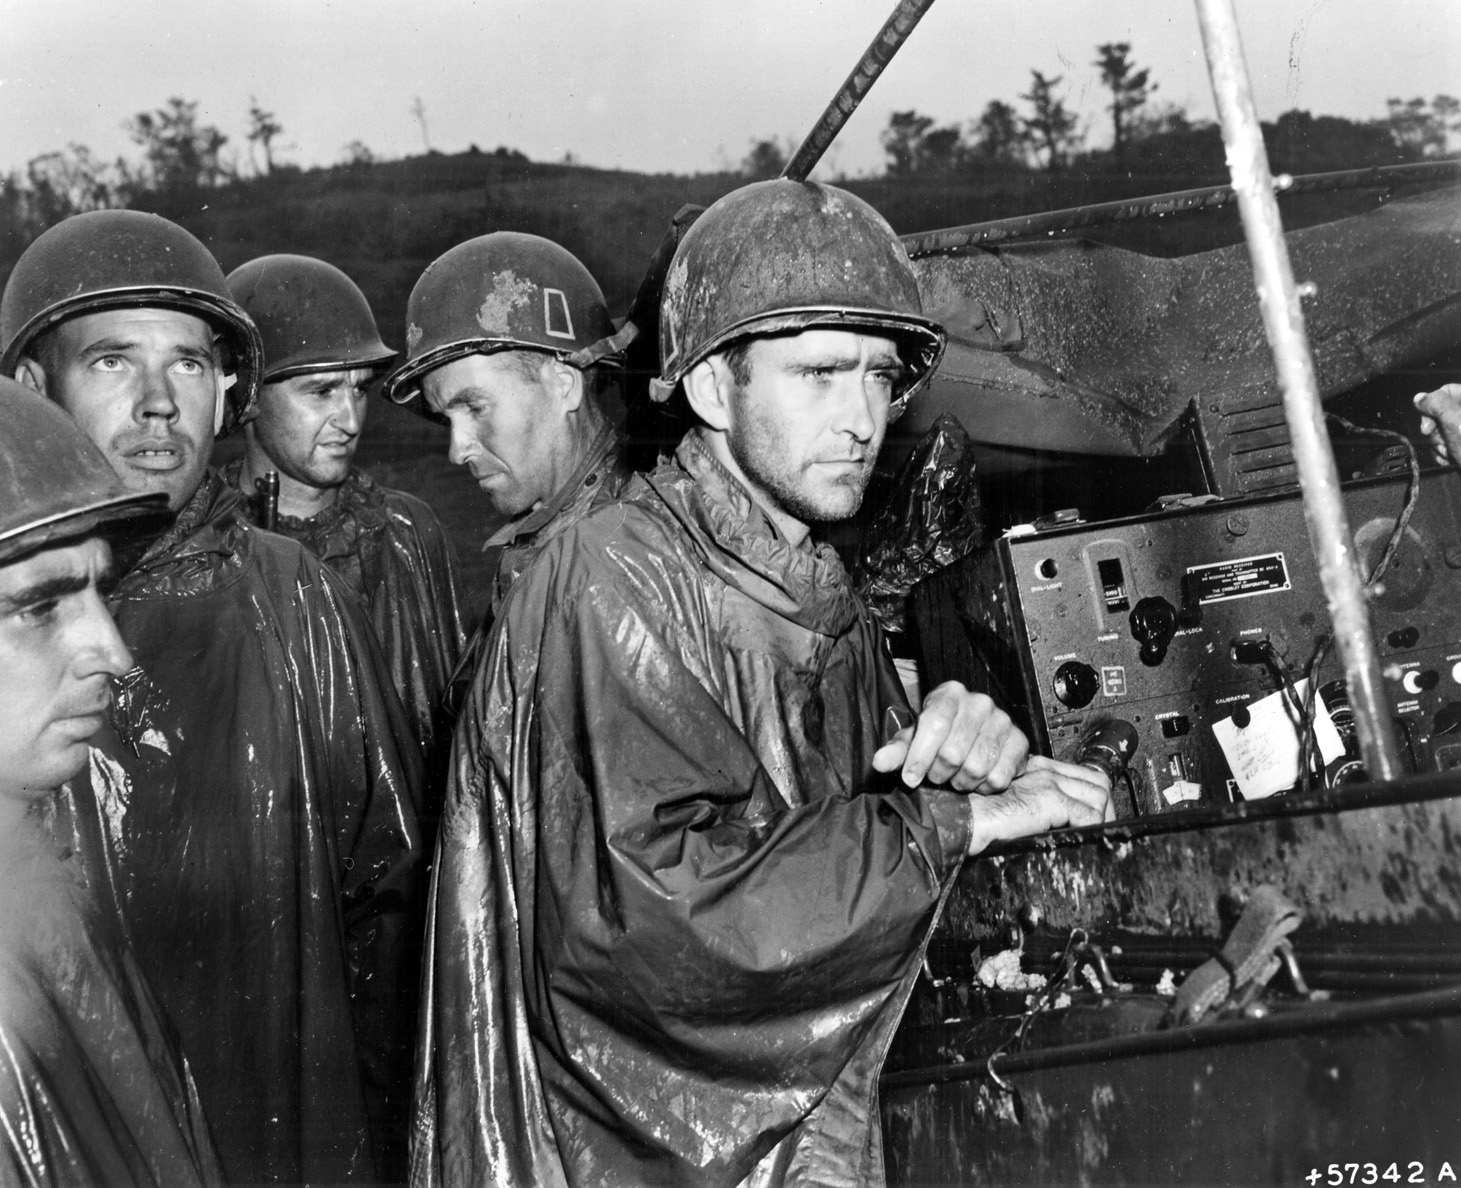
[1186,552,1291,604]
[1210,680,1344,800]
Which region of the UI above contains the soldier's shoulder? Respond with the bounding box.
[235,518,364,613]
[368,477,452,536]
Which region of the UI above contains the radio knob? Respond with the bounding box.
[1052,661,1100,709]
[1402,669,1440,695]
[1129,596,1178,666]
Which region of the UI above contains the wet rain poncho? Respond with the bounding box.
[483,419,631,620]
[441,420,632,720]
[223,462,468,773]
[413,429,971,1188]
[50,472,424,1186]
[0,818,221,1187]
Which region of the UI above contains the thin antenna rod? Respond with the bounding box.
[781,0,938,182]
[1194,0,1403,782]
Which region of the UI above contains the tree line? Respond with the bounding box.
[4,45,1459,253]
[743,43,1460,178]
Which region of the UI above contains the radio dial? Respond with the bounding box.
[1052,661,1100,709]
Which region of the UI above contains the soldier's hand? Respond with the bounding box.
[1414,385,1461,466]
[872,681,1028,792]
[966,755,1112,856]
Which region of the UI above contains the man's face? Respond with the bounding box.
[721,329,900,527]
[0,536,132,809]
[422,351,572,518]
[24,308,222,511]
[251,368,372,491]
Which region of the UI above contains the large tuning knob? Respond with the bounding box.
[1129,596,1177,667]
[1053,661,1100,709]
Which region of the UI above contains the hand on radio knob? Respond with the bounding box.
[964,756,1112,855]
[873,681,1030,792]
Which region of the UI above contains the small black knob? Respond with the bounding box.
[1129,596,1178,666]
[1053,661,1100,709]
[1386,626,1421,650]
[1434,702,1461,736]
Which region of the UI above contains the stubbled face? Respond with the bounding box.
[422,351,572,518]
[27,309,221,511]
[0,537,132,808]
[252,367,372,491]
[723,329,900,527]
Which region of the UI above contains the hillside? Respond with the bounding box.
[4,137,1444,612]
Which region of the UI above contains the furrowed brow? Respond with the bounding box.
[78,336,141,359]
[444,388,489,410]
[794,352,863,372]
[0,572,89,613]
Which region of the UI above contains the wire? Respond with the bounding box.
[1290,416,1422,791]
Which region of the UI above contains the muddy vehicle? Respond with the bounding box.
[621,1,1461,1183]
[874,183,1461,1182]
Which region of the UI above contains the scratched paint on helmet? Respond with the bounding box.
[477,270,536,334]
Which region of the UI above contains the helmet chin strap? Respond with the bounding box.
[215,372,237,436]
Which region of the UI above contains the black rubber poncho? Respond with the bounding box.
[412,431,969,1188]
[51,473,424,1186]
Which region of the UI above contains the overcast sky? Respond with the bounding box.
[2,0,1457,180]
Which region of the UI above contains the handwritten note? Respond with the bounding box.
[1210,680,1345,800]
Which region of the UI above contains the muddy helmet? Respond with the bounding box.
[0,209,264,437]
[381,231,636,412]
[0,375,166,565]
[653,179,946,414]
[226,254,396,382]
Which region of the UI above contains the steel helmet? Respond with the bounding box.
[381,231,636,411]
[226,254,395,382]
[0,209,264,437]
[0,375,166,564]
[653,179,946,413]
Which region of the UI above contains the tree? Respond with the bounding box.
[880,109,969,176]
[1266,109,1405,172]
[1020,72,1082,170]
[882,110,935,177]
[1386,95,1461,158]
[972,100,1027,163]
[1095,43,1155,162]
[25,144,122,224]
[340,140,375,169]
[741,137,788,178]
[125,97,230,191]
[247,98,284,175]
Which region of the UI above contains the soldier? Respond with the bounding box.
[2,210,423,1186]
[0,377,220,1186]
[224,254,468,771]
[411,180,1110,1187]
[382,233,638,627]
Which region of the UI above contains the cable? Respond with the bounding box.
[1290,415,1421,791]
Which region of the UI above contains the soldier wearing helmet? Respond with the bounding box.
[2,211,424,1186]
[0,378,222,1185]
[223,254,468,771]
[412,180,1111,1187]
[384,231,637,625]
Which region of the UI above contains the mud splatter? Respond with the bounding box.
[476,269,535,333]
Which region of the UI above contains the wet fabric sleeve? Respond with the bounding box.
[419,543,969,1187]
[0,858,223,1188]
[300,564,426,1174]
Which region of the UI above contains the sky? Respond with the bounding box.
[1,0,1457,180]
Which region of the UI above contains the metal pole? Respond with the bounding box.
[1193,0,1403,781]
[901,160,1461,256]
[781,0,938,182]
